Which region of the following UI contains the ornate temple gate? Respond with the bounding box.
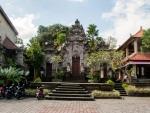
[72,56,80,80]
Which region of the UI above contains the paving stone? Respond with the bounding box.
[0,97,149,113]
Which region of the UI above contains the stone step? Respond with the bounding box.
[60,84,80,87]
[45,95,94,101]
[57,86,83,89]
[52,90,88,94]
[48,93,91,97]
[55,88,86,91]
[119,90,126,92]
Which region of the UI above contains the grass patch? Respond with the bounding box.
[124,85,150,96]
[91,90,120,98]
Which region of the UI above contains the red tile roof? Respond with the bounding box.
[124,53,150,62]
[117,27,144,50]
[132,27,144,38]
[3,37,18,49]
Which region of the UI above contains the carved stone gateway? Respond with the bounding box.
[63,19,86,81]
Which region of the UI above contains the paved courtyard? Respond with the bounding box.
[0,97,150,113]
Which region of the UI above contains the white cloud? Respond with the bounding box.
[102,0,150,47]
[67,0,85,2]
[10,14,38,45]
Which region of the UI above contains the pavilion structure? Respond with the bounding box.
[117,27,150,82]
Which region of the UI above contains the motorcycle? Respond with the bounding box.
[5,86,13,99]
[15,84,25,99]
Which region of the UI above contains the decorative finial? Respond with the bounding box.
[75,19,80,25]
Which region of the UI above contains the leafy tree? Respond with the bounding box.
[37,25,48,34]
[142,28,150,52]
[86,24,108,52]
[86,50,124,74]
[87,24,99,38]
[36,24,69,50]
[86,24,99,51]
[26,38,44,80]
[55,33,66,48]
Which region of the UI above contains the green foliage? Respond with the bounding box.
[37,24,69,49]
[33,77,42,83]
[25,88,36,96]
[55,68,64,80]
[86,50,124,71]
[55,33,66,48]
[87,24,99,38]
[91,90,120,97]
[0,80,4,85]
[0,66,24,84]
[25,88,50,96]
[4,57,17,67]
[122,83,129,89]
[86,24,108,52]
[106,79,115,87]
[51,55,62,65]
[26,38,44,79]
[124,85,150,96]
[142,28,150,52]
[87,71,100,83]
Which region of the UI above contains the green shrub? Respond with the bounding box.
[43,89,50,95]
[125,85,150,96]
[34,77,42,83]
[87,72,99,83]
[91,90,120,97]
[122,83,129,88]
[25,89,36,96]
[0,66,24,84]
[25,88,50,96]
[0,80,4,85]
[106,79,115,87]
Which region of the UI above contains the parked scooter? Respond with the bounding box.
[5,85,13,99]
[36,87,44,100]
[15,83,25,99]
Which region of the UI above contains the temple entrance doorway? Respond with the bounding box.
[72,56,81,81]
[46,62,52,82]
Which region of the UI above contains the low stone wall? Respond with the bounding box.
[30,82,113,92]
[132,82,150,87]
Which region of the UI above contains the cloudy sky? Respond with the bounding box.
[0,0,150,46]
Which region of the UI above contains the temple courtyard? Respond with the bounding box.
[0,97,150,113]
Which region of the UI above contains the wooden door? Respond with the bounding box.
[46,62,52,82]
[72,56,80,78]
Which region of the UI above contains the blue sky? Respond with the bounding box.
[0,0,150,46]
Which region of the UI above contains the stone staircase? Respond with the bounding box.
[45,83,94,101]
[115,83,127,96]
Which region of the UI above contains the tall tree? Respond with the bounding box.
[36,24,69,50]
[142,28,150,52]
[26,38,44,80]
[86,24,99,51]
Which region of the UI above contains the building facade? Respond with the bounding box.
[0,6,23,67]
[117,27,150,82]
